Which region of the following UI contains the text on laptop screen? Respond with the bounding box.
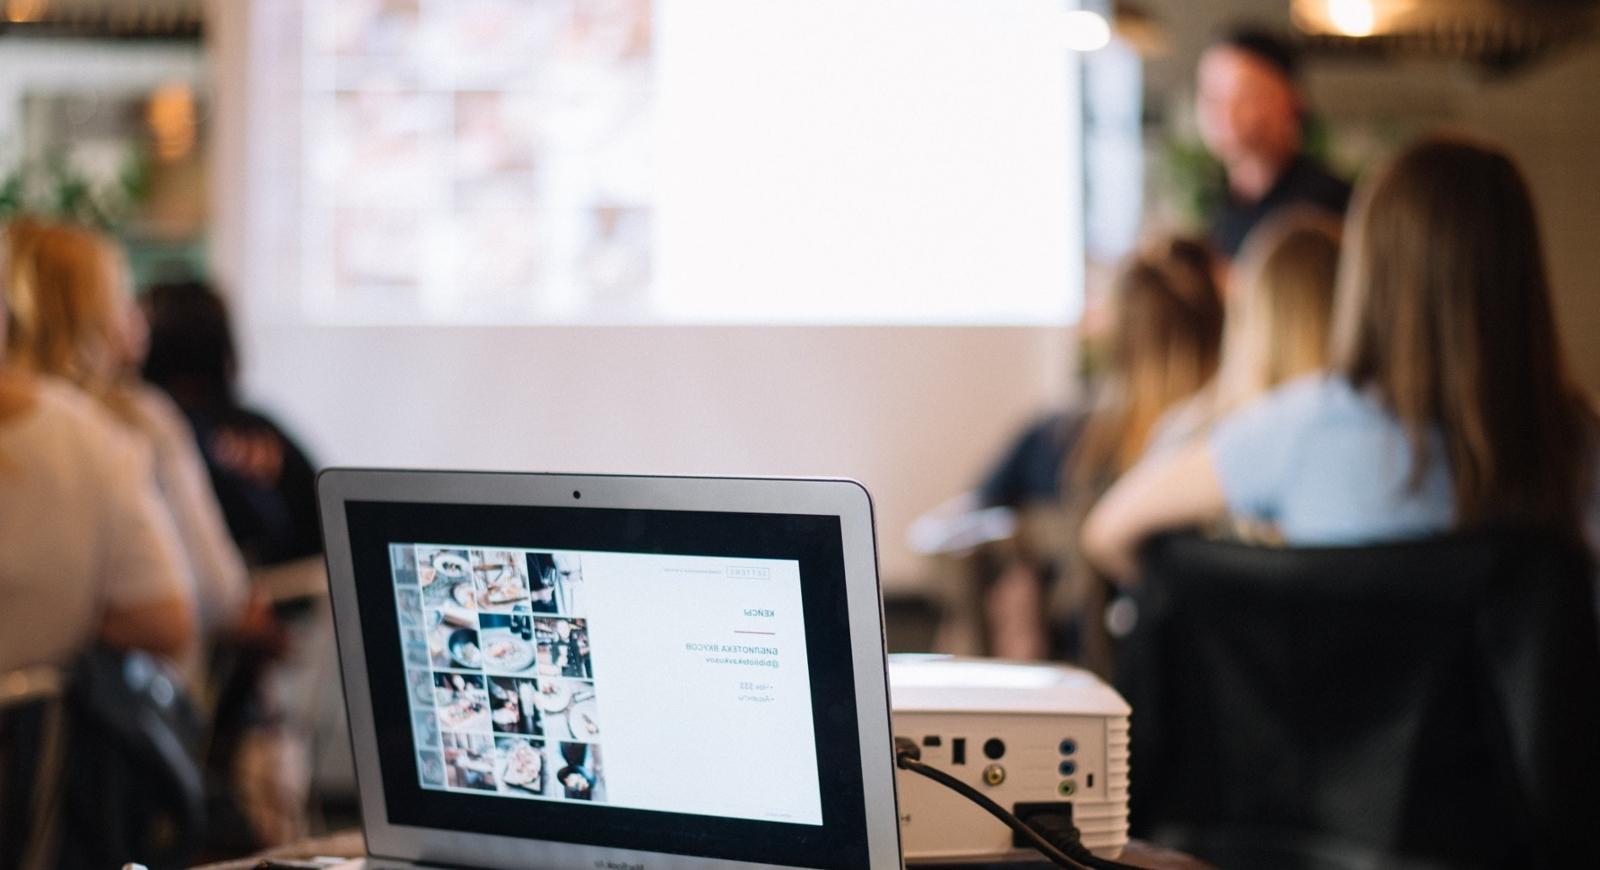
[392,544,822,825]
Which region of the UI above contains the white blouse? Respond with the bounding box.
[0,379,191,672]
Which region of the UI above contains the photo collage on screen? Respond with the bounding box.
[394,544,605,802]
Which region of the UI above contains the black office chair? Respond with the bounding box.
[0,651,205,869]
[1118,530,1600,870]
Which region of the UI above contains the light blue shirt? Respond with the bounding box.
[1210,376,1462,544]
[1210,375,1600,550]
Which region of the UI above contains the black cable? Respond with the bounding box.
[894,741,1090,870]
[1020,809,1143,870]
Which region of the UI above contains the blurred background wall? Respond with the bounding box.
[3,0,1596,590]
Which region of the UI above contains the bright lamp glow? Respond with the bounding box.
[1327,0,1376,37]
[1061,9,1112,52]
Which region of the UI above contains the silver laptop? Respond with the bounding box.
[318,470,902,869]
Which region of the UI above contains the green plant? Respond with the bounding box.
[0,147,151,231]
[1153,135,1224,233]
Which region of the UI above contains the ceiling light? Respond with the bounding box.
[1291,0,1599,73]
[1326,0,1376,37]
[5,0,47,24]
[1062,9,1112,52]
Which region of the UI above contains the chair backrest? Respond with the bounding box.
[1,652,206,870]
[0,667,67,870]
[1120,530,1600,869]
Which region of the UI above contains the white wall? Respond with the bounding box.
[241,324,1072,588]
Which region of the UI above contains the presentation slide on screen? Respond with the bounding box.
[391,542,823,826]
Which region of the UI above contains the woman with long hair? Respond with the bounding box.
[975,237,1222,665]
[1145,207,1341,455]
[1071,237,1227,482]
[3,219,248,648]
[1082,134,1597,579]
[0,223,194,672]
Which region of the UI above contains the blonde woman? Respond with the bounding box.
[977,237,1223,667]
[3,219,248,652]
[0,239,193,672]
[1146,208,1341,455]
[1083,134,1599,580]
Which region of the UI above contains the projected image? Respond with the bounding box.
[446,207,546,312]
[431,0,569,89]
[298,1,1087,324]
[303,0,652,320]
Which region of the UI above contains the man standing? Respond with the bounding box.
[1196,28,1351,259]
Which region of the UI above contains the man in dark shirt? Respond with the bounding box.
[1196,28,1351,259]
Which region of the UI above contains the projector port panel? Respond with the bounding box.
[893,711,1129,861]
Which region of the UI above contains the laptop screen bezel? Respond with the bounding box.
[318,470,900,870]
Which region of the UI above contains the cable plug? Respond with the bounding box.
[1018,805,1138,870]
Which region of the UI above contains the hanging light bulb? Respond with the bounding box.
[1062,9,1112,52]
[147,82,198,162]
[1326,0,1377,37]
[5,0,47,24]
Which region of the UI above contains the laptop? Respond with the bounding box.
[317,470,902,870]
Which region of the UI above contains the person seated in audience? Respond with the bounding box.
[141,279,322,570]
[1145,207,1341,457]
[957,238,1223,667]
[3,220,250,659]
[0,229,195,674]
[8,225,297,857]
[140,280,327,851]
[1082,134,1599,581]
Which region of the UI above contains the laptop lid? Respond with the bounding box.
[317,470,901,870]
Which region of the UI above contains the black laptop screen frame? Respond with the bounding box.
[340,499,870,869]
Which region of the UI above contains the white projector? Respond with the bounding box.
[889,655,1131,863]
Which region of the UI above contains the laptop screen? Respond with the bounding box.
[343,498,870,868]
[394,544,821,824]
